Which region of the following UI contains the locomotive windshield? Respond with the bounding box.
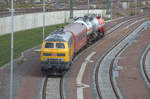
[45,43,54,48]
[56,43,65,49]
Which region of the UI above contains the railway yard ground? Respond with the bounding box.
[1,14,150,99]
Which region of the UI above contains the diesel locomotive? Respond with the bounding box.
[40,14,106,75]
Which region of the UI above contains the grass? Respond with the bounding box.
[0,24,67,67]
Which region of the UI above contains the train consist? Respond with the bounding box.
[40,14,106,75]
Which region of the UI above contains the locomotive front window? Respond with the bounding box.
[56,43,65,49]
[45,43,54,48]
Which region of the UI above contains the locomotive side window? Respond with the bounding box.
[45,43,54,48]
[56,43,65,49]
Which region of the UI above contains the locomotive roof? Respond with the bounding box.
[45,28,72,42]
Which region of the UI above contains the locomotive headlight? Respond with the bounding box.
[44,58,48,61]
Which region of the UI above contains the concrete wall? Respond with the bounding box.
[0,9,106,36]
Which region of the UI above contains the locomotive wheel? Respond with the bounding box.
[41,71,49,77]
[101,31,104,37]
[41,71,45,77]
[65,64,70,71]
[99,30,104,37]
[41,67,46,76]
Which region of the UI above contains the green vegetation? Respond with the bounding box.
[0,4,6,10]
[116,12,123,17]
[104,17,111,21]
[4,3,49,9]
[0,24,67,67]
[0,7,5,10]
[130,10,140,16]
[130,11,135,16]
[15,4,49,9]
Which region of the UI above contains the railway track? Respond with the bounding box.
[42,15,150,99]
[42,76,65,99]
[94,18,150,99]
[140,42,150,89]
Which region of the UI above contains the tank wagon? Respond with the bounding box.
[74,14,105,41]
[40,14,106,75]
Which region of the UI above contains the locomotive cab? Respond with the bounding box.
[40,29,74,74]
[41,41,69,62]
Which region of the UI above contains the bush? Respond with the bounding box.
[116,12,123,17]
